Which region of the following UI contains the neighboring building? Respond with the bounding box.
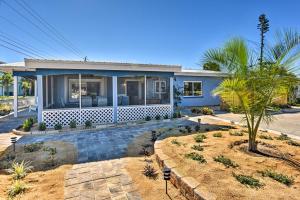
[0,59,226,127]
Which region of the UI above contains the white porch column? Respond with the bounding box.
[79,74,82,124]
[37,75,43,123]
[170,77,174,115]
[112,76,118,123]
[34,80,37,104]
[45,76,48,108]
[13,76,18,117]
[51,76,54,105]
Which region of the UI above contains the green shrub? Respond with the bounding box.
[145,116,151,121]
[213,132,223,137]
[194,125,200,132]
[54,123,62,130]
[69,120,77,129]
[172,112,178,118]
[24,142,44,153]
[164,114,169,119]
[191,144,203,151]
[233,173,263,188]
[194,134,207,143]
[85,120,92,128]
[191,108,201,114]
[143,164,158,179]
[22,119,32,132]
[287,140,300,147]
[171,139,181,146]
[155,115,161,120]
[229,130,244,136]
[8,180,27,198]
[7,160,33,180]
[259,169,294,186]
[201,107,214,115]
[214,155,238,168]
[38,122,47,131]
[43,147,57,167]
[259,134,273,140]
[276,133,290,141]
[185,126,192,133]
[0,103,11,116]
[185,152,206,163]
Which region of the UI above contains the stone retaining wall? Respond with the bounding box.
[154,140,217,200]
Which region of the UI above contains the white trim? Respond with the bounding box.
[154,80,167,94]
[45,76,48,108]
[183,81,203,97]
[51,76,54,105]
[112,76,118,123]
[13,76,18,117]
[170,77,174,114]
[37,75,43,123]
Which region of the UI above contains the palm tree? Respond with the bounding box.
[0,72,13,96]
[203,31,300,152]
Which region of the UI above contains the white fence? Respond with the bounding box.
[117,104,172,122]
[42,107,114,128]
[42,104,172,128]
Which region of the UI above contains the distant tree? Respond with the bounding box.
[257,14,269,65]
[21,78,31,97]
[203,62,221,71]
[0,72,13,96]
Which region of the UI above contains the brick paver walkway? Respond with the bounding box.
[64,159,141,200]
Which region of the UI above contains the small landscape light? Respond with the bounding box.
[198,118,201,124]
[163,167,171,195]
[10,137,17,152]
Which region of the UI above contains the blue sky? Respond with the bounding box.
[0,0,300,69]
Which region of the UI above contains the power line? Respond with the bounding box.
[0,31,53,58]
[0,43,34,58]
[2,0,83,59]
[0,37,46,59]
[0,15,59,58]
[18,0,83,56]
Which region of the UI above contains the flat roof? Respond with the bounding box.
[0,59,228,77]
[24,59,182,73]
[175,69,228,77]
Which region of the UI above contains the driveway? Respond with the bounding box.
[0,109,36,133]
[214,110,300,138]
[17,119,195,163]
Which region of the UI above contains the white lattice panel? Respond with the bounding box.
[42,109,81,128]
[43,107,114,128]
[146,104,172,118]
[81,107,114,124]
[117,106,146,122]
[117,104,172,122]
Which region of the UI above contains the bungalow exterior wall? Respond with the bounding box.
[174,75,223,107]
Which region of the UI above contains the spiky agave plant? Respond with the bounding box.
[7,160,33,180]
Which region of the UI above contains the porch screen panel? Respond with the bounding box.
[117,76,145,106]
[43,74,80,109]
[80,75,112,107]
[146,76,170,105]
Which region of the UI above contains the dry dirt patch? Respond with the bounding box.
[160,128,300,200]
[0,140,76,199]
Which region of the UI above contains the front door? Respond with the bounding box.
[126,81,139,105]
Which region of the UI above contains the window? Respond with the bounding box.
[154,81,166,93]
[184,81,202,96]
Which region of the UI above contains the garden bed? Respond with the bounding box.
[156,126,300,199]
[0,141,76,199]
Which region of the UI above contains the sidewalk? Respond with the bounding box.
[0,109,36,134]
